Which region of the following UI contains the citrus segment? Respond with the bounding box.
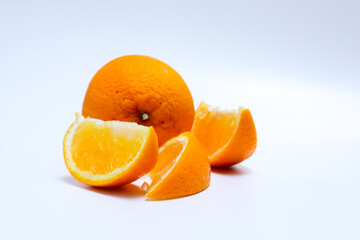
[191,102,257,167]
[146,132,211,200]
[63,113,158,187]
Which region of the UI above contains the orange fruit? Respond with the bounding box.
[191,102,257,167]
[146,132,211,200]
[82,55,195,146]
[63,113,158,187]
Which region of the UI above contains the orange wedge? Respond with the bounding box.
[146,132,211,200]
[191,102,257,167]
[63,113,158,187]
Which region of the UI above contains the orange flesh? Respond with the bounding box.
[193,105,238,155]
[71,120,146,175]
[150,140,185,187]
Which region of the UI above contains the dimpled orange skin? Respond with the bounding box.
[82,55,195,145]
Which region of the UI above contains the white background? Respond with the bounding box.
[1,0,360,239]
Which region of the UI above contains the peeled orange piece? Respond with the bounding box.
[146,132,211,200]
[63,113,158,187]
[191,102,257,167]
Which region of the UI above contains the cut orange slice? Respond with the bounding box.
[63,113,158,187]
[146,132,211,200]
[191,102,257,167]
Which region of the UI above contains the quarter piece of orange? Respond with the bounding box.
[145,132,211,200]
[82,55,195,146]
[63,113,158,187]
[191,102,257,167]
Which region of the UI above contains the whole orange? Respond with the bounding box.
[82,55,195,145]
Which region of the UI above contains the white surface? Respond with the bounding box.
[1,1,360,239]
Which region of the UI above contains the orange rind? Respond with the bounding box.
[192,102,257,167]
[146,132,211,200]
